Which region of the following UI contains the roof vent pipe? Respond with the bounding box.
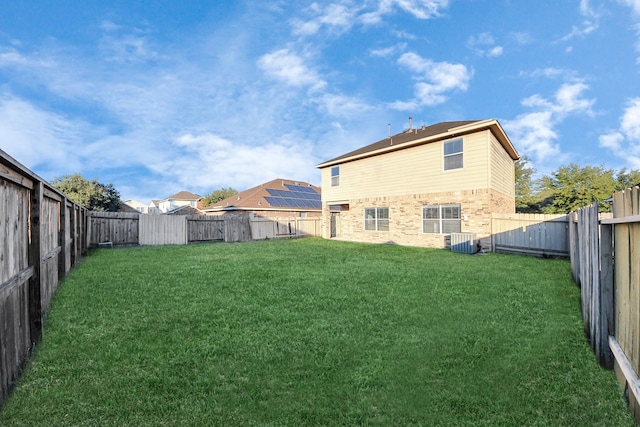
[388,123,391,137]
[409,116,413,130]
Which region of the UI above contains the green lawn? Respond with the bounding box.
[0,238,634,426]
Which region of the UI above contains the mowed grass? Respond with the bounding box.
[0,238,634,426]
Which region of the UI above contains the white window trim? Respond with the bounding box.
[422,204,461,234]
[331,166,340,187]
[364,207,389,232]
[443,137,464,172]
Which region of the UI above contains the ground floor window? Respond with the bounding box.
[364,207,389,231]
[423,204,461,234]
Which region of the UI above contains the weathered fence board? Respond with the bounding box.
[89,211,139,246]
[139,215,187,245]
[0,177,31,405]
[187,216,224,242]
[0,149,88,405]
[603,186,640,417]
[569,202,615,369]
[491,213,570,256]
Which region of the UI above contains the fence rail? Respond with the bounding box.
[0,149,88,405]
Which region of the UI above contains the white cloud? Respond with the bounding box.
[291,3,355,35]
[0,95,84,174]
[503,80,595,164]
[510,32,533,45]
[390,52,471,109]
[621,98,640,139]
[619,0,640,15]
[600,98,640,166]
[370,43,406,58]
[292,0,449,35]
[316,93,374,117]
[362,0,449,24]
[257,49,327,92]
[620,0,640,62]
[559,0,600,42]
[165,132,318,191]
[599,132,624,151]
[487,46,503,57]
[467,32,503,57]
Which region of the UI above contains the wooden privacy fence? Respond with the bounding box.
[0,149,88,405]
[569,202,614,369]
[88,213,321,247]
[491,213,570,257]
[570,190,640,421]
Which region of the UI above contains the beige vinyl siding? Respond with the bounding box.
[322,131,491,202]
[489,133,515,197]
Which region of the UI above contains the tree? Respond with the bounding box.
[616,168,640,191]
[538,164,618,214]
[52,174,121,212]
[515,156,541,213]
[201,187,238,207]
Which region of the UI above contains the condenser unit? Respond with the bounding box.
[450,233,477,254]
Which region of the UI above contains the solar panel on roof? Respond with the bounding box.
[265,186,320,209]
[265,196,286,207]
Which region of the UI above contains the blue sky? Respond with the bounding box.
[1,0,640,203]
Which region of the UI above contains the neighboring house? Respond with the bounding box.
[201,178,321,219]
[316,119,520,250]
[166,205,204,216]
[122,199,149,213]
[154,191,202,214]
[148,200,161,215]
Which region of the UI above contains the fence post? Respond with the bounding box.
[600,222,615,368]
[58,197,67,280]
[28,181,43,346]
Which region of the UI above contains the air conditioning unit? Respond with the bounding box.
[450,233,477,254]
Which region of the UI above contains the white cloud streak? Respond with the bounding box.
[291,0,449,36]
[257,49,327,92]
[559,0,600,42]
[504,80,595,164]
[467,32,503,57]
[600,98,640,167]
[389,52,471,109]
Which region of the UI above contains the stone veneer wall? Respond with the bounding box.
[323,189,514,250]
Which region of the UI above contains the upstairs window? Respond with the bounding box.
[444,138,463,171]
[423,204,461,234]
[364,207,389,231]
[331,166,340,187]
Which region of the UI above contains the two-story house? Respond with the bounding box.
[316,119,520,250]
[151,191,202,214]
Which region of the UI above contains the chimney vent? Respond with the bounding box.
[409,116,413,130]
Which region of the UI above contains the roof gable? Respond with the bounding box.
[165,190,202,201]
[317,119,519,168]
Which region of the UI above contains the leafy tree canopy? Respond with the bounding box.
[202,187,238,207]
[538,163,617,214]
[52,174,121,212]
[515,156,541,213]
